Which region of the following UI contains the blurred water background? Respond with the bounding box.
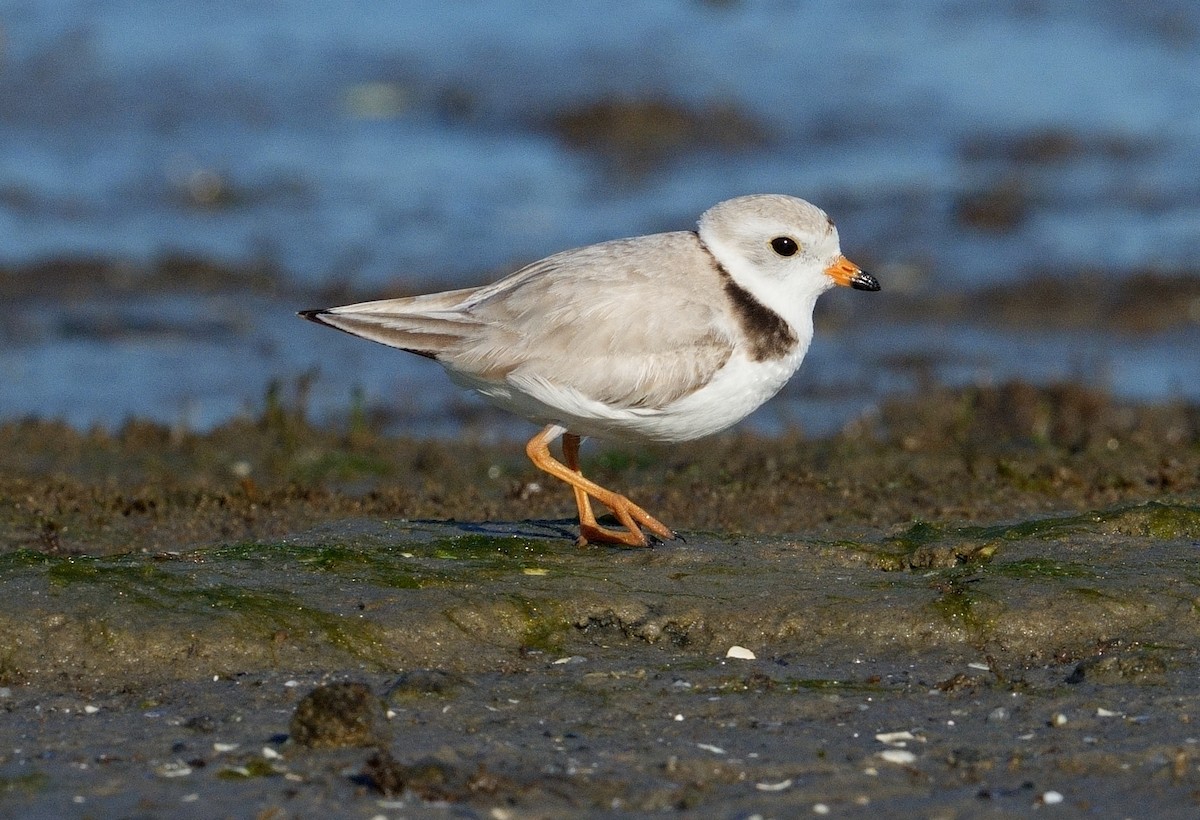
[1,0,1198,437]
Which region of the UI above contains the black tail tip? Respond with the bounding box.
[298,308,327,322]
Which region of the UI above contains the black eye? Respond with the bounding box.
[770,236,798,257]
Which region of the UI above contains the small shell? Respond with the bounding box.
[755,779,793,792]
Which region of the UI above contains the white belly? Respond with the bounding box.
[448,348,806,444]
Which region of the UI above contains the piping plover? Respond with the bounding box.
[301,194,879,547]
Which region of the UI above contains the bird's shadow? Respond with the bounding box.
[404,516,681,548]
[407,517,580,542]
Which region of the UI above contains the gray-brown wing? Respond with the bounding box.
[445,231,735,410]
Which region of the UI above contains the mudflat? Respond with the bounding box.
[2,382,1199,816]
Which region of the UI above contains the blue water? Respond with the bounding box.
[2,1,1198,433]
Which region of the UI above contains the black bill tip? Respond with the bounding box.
[851,271,881,292]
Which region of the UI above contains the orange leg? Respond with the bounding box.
[526,424,673,548]
[561,433,599,536]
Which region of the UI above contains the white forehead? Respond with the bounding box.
[698,194,836,243]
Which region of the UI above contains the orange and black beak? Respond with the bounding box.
[825,255,880,291]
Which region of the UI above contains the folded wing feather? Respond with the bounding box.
[312,232,736,410]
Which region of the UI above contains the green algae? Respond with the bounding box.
[862,501,1200,572]
[0,771,49,797]
[442,592,572,654]
[891,520,945,548]
[926,569,1003,637]
[0,549,54,571]
[427,533,558,562]
[0,529,632,681]
[508,594,570,653]
[899,506,1200,637]
[985,558,1096,580]
[207,541,444,589]
[1096,501,1200,539]
[860,521,999,571]
[36,552,397,668]
[1066,585,1130,603]
[970,501,1200,541]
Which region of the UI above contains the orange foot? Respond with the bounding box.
[526,425,674,548]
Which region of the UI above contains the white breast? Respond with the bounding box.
[623,344,808,442]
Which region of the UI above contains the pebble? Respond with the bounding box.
[878,749,917,765]
[290,682,389,749]
[726,645,756,660]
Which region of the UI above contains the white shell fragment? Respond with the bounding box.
[725,645,756,660]
[755,778,794,792]
[878,749,917,765]
[157,762,194,778]
[874,731,916,746]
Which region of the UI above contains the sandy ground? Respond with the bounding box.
[2,382,1200,817]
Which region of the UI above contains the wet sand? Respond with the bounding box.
[2,383,1200,816]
